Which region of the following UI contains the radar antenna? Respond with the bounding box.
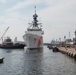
[35,6,36,14]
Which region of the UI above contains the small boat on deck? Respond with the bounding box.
[0,37,25,49]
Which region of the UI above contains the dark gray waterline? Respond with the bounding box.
[0,46,76,75]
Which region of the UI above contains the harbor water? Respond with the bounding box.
[0,46,76,75]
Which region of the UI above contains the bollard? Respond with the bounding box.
[74,54,76,60]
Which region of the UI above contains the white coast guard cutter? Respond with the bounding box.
[23,6,44,49]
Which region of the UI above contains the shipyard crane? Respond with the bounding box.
[0,27,9,43]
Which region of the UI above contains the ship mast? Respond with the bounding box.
[35,6,36,14]
[28,6,42,29]
[33,6,38,28]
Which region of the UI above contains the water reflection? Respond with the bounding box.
[22,48,44,75]
[24,47,43,53]
[6,49,12,53]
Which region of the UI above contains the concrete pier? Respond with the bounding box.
[58,47,76,60]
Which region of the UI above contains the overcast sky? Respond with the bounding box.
[0,0,76,43]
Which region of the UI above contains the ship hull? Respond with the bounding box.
[23,34,43,49]
[0,44,25,49]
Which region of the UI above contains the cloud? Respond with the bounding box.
[37,0,76,42]
[6,0,42,12]
[0,0,6,3]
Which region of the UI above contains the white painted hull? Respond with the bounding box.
[23,33,43,49]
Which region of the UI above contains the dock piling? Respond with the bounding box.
[58,47,76,60]
[0,57,4,63]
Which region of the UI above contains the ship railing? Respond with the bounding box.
[27,28,42,31]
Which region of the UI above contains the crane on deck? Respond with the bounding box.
[0,27,9,43]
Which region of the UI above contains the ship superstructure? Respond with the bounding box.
[23,6,44,49]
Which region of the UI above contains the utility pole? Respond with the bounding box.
[74,31,76,50]
[69,32,70,39]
